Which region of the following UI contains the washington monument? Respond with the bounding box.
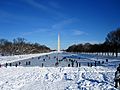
[58,33,60,52]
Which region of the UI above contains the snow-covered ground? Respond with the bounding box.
[0,67,116,90]
[0,52,53,64]
[0,52,119,90]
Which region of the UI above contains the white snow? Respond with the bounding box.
[0,52,53,64]
[0,52,119,90]
[0,67,117,90]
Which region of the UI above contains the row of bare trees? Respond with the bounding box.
[66,28,120,57]
[0,38,50,56]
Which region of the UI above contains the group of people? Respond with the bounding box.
[70,59,81,67]
[0,61,31,68]
[62,57,109,67]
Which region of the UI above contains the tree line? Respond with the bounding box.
[66,28,120,57]
[0,37,50,56]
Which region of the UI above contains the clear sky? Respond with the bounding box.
[0,0,120,49]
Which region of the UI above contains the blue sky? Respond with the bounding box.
[0,0,120,49]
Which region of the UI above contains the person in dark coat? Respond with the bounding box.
[68,64,70,67]
[71,61,74,67]
[95,61,97,67]
[9,63,12,67]
[26,62,28,66]
[79,62,81,67]
[88,63,90,67]
[106,59,108,62]
[76,62,78,67]
[42,63,44,67]
[114,64,120,88]
[28,61,31,65]
[15,63,18,67]
[43,59,45,62]
[18,62,21,65]
[98,61,100,64]
[102,61,104,64]
[5,63,8,67]
[55,62,59,67]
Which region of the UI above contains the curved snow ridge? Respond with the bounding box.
[0,66,117,90]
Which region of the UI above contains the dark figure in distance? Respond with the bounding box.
[55,62,59,67]
[42,63,44,67]
[18,62,21,65]
[5,63,8,68]
[106,59,108,62]
[95,61,97,67]
[98,61,100,64]
[43,59,45,62]
[28,61,31,65]
[9,63,12,67]
[54,56,56,59]
[102,61,104,64]
[76,62,78,67]
[68,64,70,67]
[88,63,90,67]
[15,63,18,67]
[79,62,81,67]
[26,62,28,66]
[71,61,74,67]
[38,57,41,59]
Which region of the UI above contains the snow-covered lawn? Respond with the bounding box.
[0,67,117,90]
[0,52,119,90]
[0,52,53,64]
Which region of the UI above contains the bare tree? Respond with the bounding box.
[105,28,120,57]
